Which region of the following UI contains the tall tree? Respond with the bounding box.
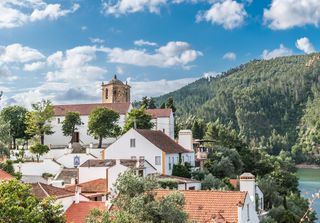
[0,105,28,149]
[148,98,157,109]
[192,119,205,140]
[140,96,149,108]
[62,112,82,143]
[165,97,176,113]
[88,108,121,148]
[25,100,54,145]
[0,180,65,223]
[123,107,154,133]
[160,102,166,109]
[86,171,188,223]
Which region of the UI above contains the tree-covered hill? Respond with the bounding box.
[156,54,320,160]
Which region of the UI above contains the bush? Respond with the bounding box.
[158,178,178,189]
[172,162,192,178]
[201,174,226,190]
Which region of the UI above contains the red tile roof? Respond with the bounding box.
[66,179,108,194]
[0,169,14,181]
[65,201,107,223]
[155,190,247,223]
[145,109,172,118]
[53,103,131,116]
[31,182,74,199]
[229,179,238,189]
[136,129,191,154]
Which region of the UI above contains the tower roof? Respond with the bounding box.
[108,74,124,85]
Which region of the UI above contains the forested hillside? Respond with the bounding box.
[156,54,320,162]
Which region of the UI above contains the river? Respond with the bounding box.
[298,168,320,222]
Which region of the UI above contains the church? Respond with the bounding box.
[44,75,175,147]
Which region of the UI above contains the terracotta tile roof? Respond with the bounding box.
[145,109,172,118]
[66,179,108,194]
[65,201,107,223]
[0,169,14,181]
[136,129,191,154]
[155,190,247,223]
[31,182,74,199]
[55,168,78,185]
[80,159,116,167]
[158,175,200,184]
[53,103,131,116]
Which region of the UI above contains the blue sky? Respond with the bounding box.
[0,0,319,107]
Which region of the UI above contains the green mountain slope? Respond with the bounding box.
[156,54,320,156]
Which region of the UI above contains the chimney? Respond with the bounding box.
[240,173,256,209]
[178,130,193,151]
[75,185,81,204]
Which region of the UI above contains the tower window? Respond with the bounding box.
[105,89,108,99]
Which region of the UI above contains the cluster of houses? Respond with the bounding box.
[1,76,264,223]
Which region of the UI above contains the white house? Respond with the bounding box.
[155,190,260,223]
[78,158,157,193]
[146,109,175,139]
[104,128,195,176]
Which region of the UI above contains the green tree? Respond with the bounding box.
[62,112,82,143]
[86,171,187,223]
[148,98,157,109]
[123,107,154,132]
[25,100,54,145]
[88,108,121,148]
[0,105,28,149]
[29,143,49,162]
[0,180,65,223]
[192,119,205,140]
[140,96,149,108]
[172,162,192,178]
[160,102,166,109]
[165,97,176,113]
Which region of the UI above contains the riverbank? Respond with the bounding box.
[296,164,320,169]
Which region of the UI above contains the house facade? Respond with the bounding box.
[104,128,195,175]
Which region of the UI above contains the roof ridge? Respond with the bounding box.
[38,182,50,197]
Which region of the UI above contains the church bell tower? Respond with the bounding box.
[101,75,131,103]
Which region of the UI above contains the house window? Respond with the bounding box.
[162,128,165,133]
[105,89,108,99]
[182,155,184,163]
[130,138,136,147]
[131,156,136,160]
[188,186,195,190]
[57,118,60,124]
[138,170,144,177]
[139,156,145,160]
[155,156,161,165]
[169,157,172,170]
[247,204,250,221]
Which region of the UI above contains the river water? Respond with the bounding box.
[298,168,320,222]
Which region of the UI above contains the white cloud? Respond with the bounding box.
[296,37,316,54]
[116,66,124,74]
[0,1,79,29]
[0,43,44,63]
[223,52,237,60]
[46,46,107,82]
[196,0,247,30]
[264,0,320,30]
[90,38,105,44]
[134,39,158,47]
[0,65,18,81]
[30,3,79,22]
[81,26,87,31]
[23,61,45,71]
[105,41,202,68]
[130,77,198,100]
[262,44,293,60]
[103,0,167,16]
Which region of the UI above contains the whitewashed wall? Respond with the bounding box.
[45,114,126,146]
[78,167,107,183]
[107,162,129,193]
[238,195,260,223]
[151,114,174,139]
[56,153,97,168]
[14,159,61,176]
[105,129,163,174]
[177,182,201,190]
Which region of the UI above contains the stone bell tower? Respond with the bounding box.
[101,75,131,103]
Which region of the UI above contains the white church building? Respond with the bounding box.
[44,75,175,147]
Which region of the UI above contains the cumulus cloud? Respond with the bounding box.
[134,39,158,47]
[23,61,46,71]
[262,44,293,60]
[102,0,167,16]
[264,0,320,30]
[196,0,247,30]
[0,43,44,63]
[0,65,18,81]
[295,37,316,54]
[0,1,79,29]
[46,46,107,82]
[223,52,237,60]
[104,41,202,68]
